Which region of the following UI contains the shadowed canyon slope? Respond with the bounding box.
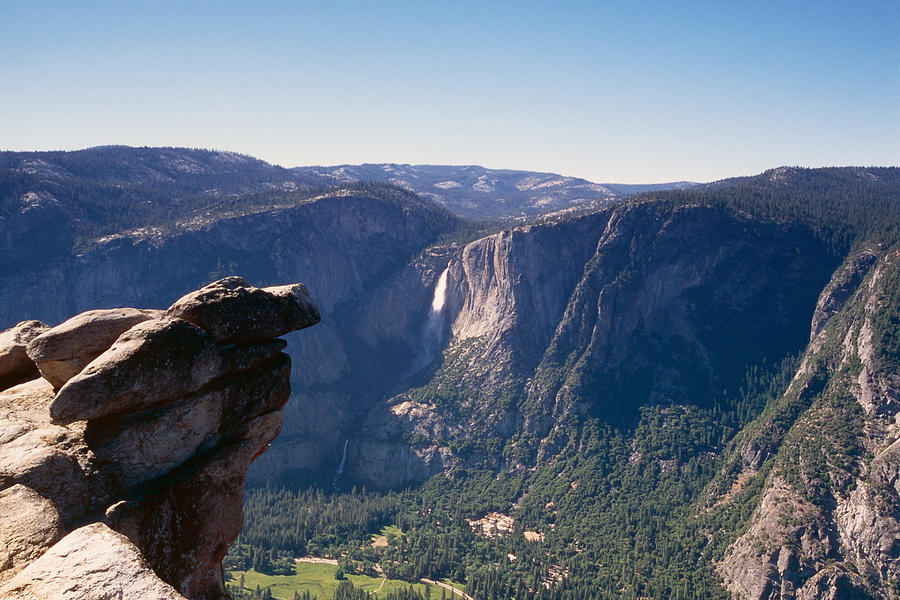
[343,201,836,487]
[714,247,900,598]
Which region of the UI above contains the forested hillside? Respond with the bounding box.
[0,146,329,241]
[230,166,900,599]
[655,166,900,252]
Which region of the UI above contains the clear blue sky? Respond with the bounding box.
[1,1,897,182]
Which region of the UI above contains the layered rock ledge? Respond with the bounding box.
[0,277,319,600]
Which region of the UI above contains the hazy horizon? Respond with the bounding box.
[2,1,898,183]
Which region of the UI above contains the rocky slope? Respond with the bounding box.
[715,247,900,599]
[0,277,319,599]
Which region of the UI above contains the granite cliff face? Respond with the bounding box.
[0,277,319,599]
[342,201,836,486]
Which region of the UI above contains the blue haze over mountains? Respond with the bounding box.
[294,163,697,220]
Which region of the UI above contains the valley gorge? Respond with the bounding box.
[1,148,898,599]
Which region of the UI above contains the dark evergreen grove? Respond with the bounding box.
[229,353,795,599]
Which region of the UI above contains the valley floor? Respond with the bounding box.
[226,563,466,600]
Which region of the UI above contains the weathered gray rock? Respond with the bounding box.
[219,338,287,373]
[0,320,48,391]
[167,276,320,343]
[795,566,872,600]
[105,411,286,600]
[870,437,900,496]
[85,353,291,487]
[809,248,878,340]
[26,308,161,389]
[0,279,317,598]
[0,523,188,600]
[0,433,92,522]
[0,346,294,598]
[0,379,100,522]
[51,318,228,424]
[0,485,65,585]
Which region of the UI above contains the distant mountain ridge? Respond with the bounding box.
[1,147,695,223]
[1,145,327,191]
[294,163,697,220]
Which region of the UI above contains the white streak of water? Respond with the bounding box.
[419,266,450,364]
[431,267,449,313]
[336,439,349,476]
[332,439,349,488]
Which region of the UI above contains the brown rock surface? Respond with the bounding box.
[0,485,65,585]
[0,523,188,600]
[0,378,100,522]
[25,308,160,389]
[167,276,320,343]
[0,278,318,600]
[106,411,285,600]
[85,353,291,487]
[0,321,48,391]
[50,317,227,424]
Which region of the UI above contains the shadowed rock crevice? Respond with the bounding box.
[0,320,49,391]
[0,277,319,600]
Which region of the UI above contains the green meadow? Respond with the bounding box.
[227,563,429,600]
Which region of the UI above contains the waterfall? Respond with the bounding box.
[423,266,449,356]
[336,439,349,476]
[431,267,449,313]
[403,263,450,377]
[332,439,349,488]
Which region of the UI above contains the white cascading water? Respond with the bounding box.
[332,439,349,488]
[422,266,449,360]
[404,265,450,376]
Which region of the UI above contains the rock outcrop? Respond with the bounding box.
[25,308,161,390]
[2,523,188,600]
[0,277,319,599]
